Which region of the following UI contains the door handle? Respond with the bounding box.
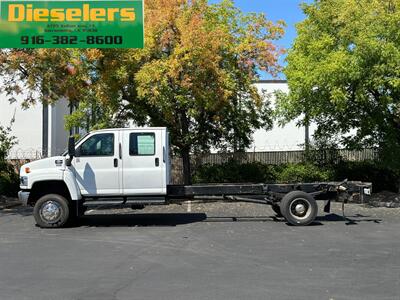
[155,157,159,167]
[163,147,165,163]
[114,158,118,168]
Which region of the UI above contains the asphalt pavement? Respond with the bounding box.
[0,202,399,300]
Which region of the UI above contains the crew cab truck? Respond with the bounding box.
[18,127,372,228]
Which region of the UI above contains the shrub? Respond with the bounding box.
[193,160,277,184]
[334,161,399,193]
[192,155,399,193]
[193,159,399,193]
[0,121,19,197]
[192,161,333,184]
[0,170,19,197]
[277,163,333,183]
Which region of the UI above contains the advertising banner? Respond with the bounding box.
[0,0,144,48]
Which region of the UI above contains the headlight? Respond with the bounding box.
[20,176,28,186]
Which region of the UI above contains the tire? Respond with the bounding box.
[271,204,283,217]
[33,194,70,228]
[279,191,318,226]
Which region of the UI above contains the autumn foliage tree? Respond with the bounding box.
[0,0,285,184]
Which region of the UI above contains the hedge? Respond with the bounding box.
[193,160,398,193]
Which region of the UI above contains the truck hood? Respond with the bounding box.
[20,156,66,176]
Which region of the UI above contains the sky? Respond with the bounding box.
[209,0,312,79]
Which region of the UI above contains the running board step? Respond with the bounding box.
[83,200,124,206]
[83,197,166,207]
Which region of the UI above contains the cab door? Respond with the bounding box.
[72,132,120,195]
[121,129,164,195]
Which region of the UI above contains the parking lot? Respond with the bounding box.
[0,202,399,300]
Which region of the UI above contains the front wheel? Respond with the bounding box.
[33,194,70,228]
[280,191,318,226]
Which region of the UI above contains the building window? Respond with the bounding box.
[129,133,155,156]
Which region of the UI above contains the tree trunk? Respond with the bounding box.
[181,147,192,185]
[179,110,192,185]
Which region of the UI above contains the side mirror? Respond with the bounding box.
[68,136,76,157]
[66,136,75,166]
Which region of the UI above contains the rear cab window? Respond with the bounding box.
[129,133,155,156]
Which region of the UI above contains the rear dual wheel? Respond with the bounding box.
[279,191,318,226]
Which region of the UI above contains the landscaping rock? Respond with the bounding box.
[366,191,400,208]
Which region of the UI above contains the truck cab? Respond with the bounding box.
[19,127,171,227]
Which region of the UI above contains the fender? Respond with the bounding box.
[63,168,82,201]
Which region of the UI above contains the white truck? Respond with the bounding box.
[18,127,372,228]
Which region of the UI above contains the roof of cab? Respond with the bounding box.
[91,127,167,133]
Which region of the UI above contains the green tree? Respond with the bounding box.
[0,0,285,184]
[279,0,400,166]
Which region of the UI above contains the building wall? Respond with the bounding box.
[251,81,316,151]
[0,87,70,158]
[0,91,42,159]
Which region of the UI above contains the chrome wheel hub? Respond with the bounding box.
[40,201,61,223]
[295,203,306,215]
[289,198,311,220]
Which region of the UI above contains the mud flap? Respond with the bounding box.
[324,199,331,213]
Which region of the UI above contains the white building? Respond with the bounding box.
[0,96,70,159]
[252,80,315,152]
[0,80,314,159]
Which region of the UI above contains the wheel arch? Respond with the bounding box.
[28,180,72,206]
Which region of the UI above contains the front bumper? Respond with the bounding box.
[18,191,30,206]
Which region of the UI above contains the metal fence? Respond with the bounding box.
[8,148,44,160]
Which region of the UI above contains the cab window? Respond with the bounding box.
[77,133,114,157]
[130,133,155,156]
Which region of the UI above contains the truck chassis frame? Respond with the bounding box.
[80,181,372,226]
